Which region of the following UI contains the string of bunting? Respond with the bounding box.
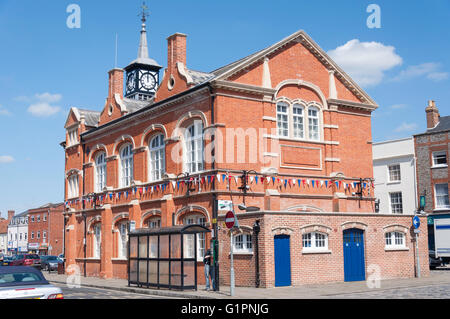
[65,173,373,208]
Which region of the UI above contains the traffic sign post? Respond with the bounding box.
[225,211,237,296]
[413,216,421,278]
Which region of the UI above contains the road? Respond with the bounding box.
[53,283,178,299]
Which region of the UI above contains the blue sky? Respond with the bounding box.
[0,0,449,217]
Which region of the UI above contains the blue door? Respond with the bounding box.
[343,229,366,282]
[274,235,291,287]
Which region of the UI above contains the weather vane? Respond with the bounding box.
[140,2,149,23]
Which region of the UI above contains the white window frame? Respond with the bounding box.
[147,217,161,229]
[385,231,405,249]
[233,233,253,254]
[67,174,79,199]
[67,128,78,147]
[95,152,107,193]
[119,144,133,188]
[93,224,101,259]
[435,183,450,209]
[302,232,328,252]
[389,192,403,214]
[183,214,207,261]
[432,151,448,168]
[292,103,305,139]
[184,121,204,174]
[118,221,128,259]
[388,164,401,183]
[276,99,322,142]
[31,232,34,240]
[149,134,166,182]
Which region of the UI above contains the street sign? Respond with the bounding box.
[413,216,421,229]
[218,200,233,211]
[225,211,235,229]
[414,229,421,234]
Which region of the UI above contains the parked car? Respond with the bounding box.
[2,256,14,266]
[429,251,443,270]
[9,254,41,269]
[0,266,63,299]
[57,254,64,262]
[40,256,62,271]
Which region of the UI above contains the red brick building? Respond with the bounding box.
[62,14,429,287]
[27,203,64,256]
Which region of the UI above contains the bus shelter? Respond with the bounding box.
[128,224,210,291]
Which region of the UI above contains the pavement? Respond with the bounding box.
[43,266,450,299]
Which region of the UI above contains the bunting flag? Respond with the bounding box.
[249,176,254,184]
[272,177,276,185]
[255,176,259,184]
[311,180,315,188]
[284,179,288,188]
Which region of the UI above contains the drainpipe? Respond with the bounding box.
[253,220,261,288]
[82,139,87,277]
[208,84,219,291]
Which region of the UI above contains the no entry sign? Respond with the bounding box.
[225,211,236,229]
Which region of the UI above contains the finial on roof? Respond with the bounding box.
[138,2,150,60]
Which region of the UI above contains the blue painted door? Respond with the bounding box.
[343,229,366,282]
[274,235,291,287]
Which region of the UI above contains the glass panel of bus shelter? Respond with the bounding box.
[129,260,138,282]
[170,234,181,258]
[159,261,169,285]
[129,236,138,258]
[139,236,148,258]
[183,234,195,259]
[139,261,147,284]
[148,260,158,285]
[183,261,195,287]
[170,261,181,286]
[149,236,158,258]
[159,235,169,259]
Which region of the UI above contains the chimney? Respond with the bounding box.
[108,68,124,100]
[167,33,187,75]
[8,210,14,221]
[426,100,440,129]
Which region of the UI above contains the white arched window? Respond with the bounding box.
[95,152,107,193]
[67,174,79,199]
[183,214,207,261]
[120,144,133,187]
[93,224,101,258]
[185,121,204,173]
[147,216,161,229]
[118,221,129,259]
[302,232,328,252]
[292,103,305,139]
[149,134,165,181]
[308,106,320,141]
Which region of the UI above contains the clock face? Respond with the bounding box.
[126,72,136,93]
[140,72,156,91]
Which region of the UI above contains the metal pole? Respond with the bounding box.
[416,232,421,278]
[230,229,235,296]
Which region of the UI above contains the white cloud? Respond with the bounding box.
[27,102,61,117]
[391,63,448,82]
[0,105,11,116]
[390,104,407,110]
[19,92,63,117]
[328,39,403,87]
[395,122,418,133]
[0,155,14,163]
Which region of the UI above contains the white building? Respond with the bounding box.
[7,211,29,254]
[373,137,418,215]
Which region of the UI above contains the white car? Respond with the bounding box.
[0,266,63,299]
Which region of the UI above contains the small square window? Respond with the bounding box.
[432,151,448,167]
[388,164,401,182]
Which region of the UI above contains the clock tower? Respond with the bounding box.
[124,4,162,101]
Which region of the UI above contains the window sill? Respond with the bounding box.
[434,208,450,212]
[386,181,401,185]
[229,251,254,256]
[302,249,331,255]
[385,247,409,252]
[431,165,448,169]
[111,258,127,261]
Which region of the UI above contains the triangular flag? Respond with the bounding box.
[311,180,315,188]
[255,176,259,184]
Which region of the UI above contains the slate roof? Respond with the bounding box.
[122,97,153,113]
[427,116,450,134]
[78,109,100,127]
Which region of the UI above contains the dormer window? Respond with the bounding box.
[67,128,78,147]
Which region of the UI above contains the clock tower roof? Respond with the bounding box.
[125,4,161,70]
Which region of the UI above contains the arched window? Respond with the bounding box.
[385,231,405,248]
[120,144,133,188]
[118,221,129,259]
[146,216,161,229]
[149,134,165,181]
[308,106,320,141]
[183,214,207,261]
[95,152,107,193]
[93,224,101,258]
[185,121,204,173]
[233,233,253,253]
[276,102,289,137]
[67,174,79,198]
[292,104,305,139]
[302,232,328,251]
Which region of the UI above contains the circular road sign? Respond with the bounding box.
[413,216,421,229]
[225,211,236,229]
